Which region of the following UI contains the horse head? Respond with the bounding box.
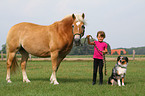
[72,13,86,46]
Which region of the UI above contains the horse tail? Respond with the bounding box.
[6,46,18,73]
[11,55,18,73]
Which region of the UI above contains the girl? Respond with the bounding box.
[87,31,108,85]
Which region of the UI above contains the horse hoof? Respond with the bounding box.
[26,79,31,83]
[50,80,54,84]
[23,79,31,83]
[7,80,12,83]
[54,81,59,85]
[50,78,52,82]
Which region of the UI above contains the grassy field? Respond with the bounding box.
[0,60,145,96]
[1,54,145,59]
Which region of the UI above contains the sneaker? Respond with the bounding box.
[99,82,103,85]
[92,82,96,85]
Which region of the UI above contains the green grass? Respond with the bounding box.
[0,60,145,96]
[66,55,145,58]
[1,54,145,59]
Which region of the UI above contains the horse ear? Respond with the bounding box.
[72,14,76,20]
[82,13,85,19]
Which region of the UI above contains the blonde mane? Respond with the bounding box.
[63,14,86,25]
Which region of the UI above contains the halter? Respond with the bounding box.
[72,32,84,37]
[72,28,84,46]
[72,24,85,37]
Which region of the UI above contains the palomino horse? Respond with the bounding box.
[6,13,86,85]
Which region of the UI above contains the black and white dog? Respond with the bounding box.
[108,56,128,86]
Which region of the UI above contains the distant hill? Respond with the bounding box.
[116,46,145,55]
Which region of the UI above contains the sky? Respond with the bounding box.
[0,0,145,50]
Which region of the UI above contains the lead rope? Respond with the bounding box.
[84,35,107,76]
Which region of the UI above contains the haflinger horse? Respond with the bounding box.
[6,13,86,85]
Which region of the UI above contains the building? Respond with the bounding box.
[111,49,126,55]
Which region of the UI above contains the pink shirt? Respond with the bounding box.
[93,41,107,59]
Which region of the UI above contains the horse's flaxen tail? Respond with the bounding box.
[11,56,18,73]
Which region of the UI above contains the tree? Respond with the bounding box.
[112,51,118,55]
[69,38,111,55]
[0,38,112,55]
[1,44,6,53]
[120,51,124,55]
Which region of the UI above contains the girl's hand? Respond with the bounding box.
[102,48,108,54]
[102,50,107,54]
[86,35,94,45]
[86,35,90,38]
[102,51,105,54]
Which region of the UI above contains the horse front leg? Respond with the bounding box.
[50,55,65,84]
[50,51,59,85]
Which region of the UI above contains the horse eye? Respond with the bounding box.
[72,25,74,28]
[82,25,85,29]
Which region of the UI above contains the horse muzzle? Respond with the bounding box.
[74,35,81,46]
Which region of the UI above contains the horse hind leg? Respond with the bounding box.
[6,52,17,83]
[19,48,30,83]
